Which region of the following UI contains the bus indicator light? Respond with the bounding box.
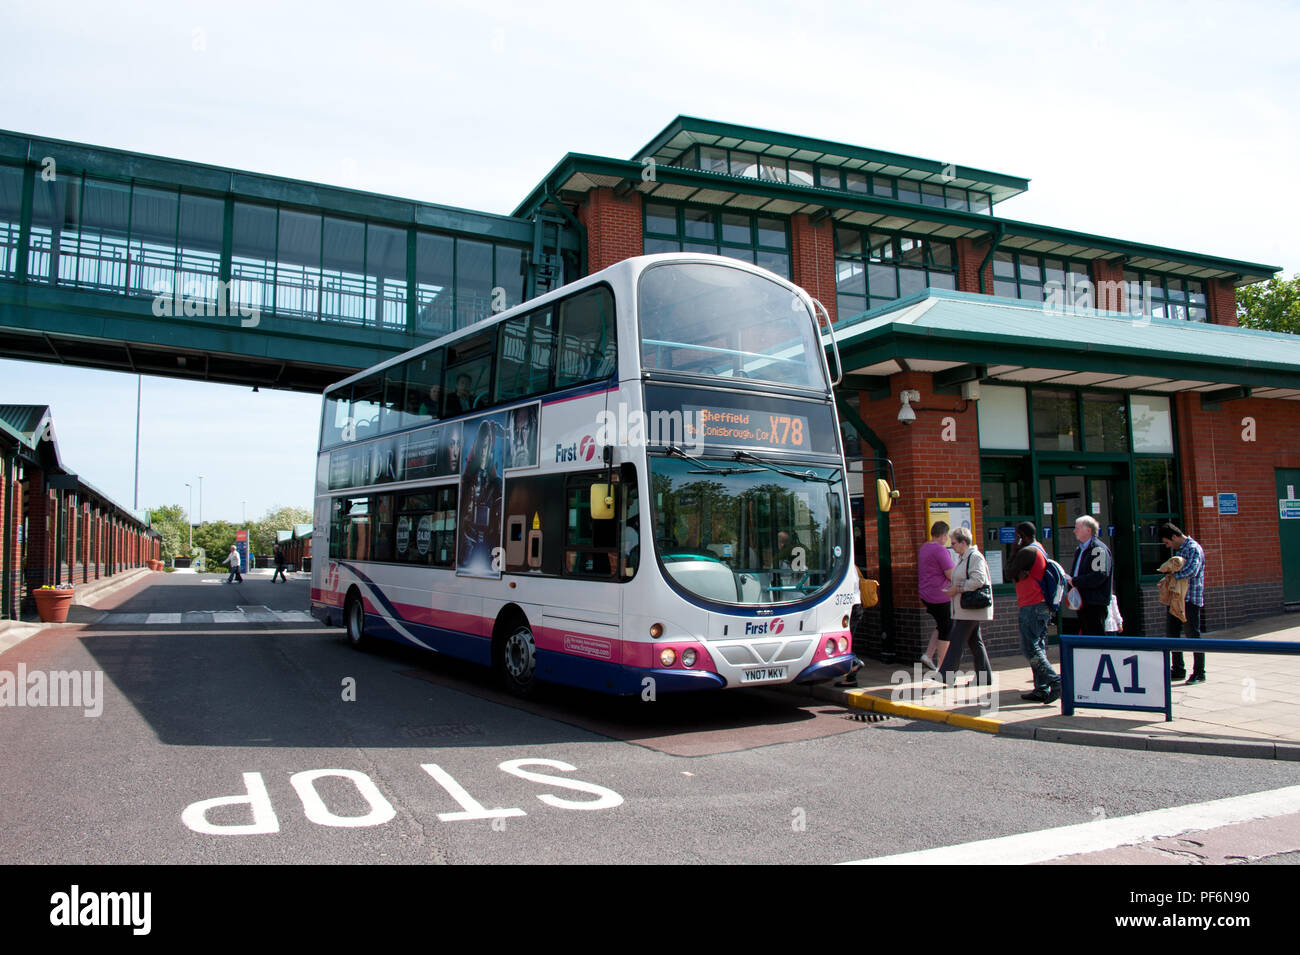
[649,623,664,639]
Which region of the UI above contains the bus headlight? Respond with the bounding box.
[681,648,697,668]
[660,648,677,667]
[825,639,836,657]
[837,636,849,653]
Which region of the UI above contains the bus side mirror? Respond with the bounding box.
[590,484,615,521]
[876,478,899,513]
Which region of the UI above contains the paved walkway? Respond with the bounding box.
[797,613,1300,759]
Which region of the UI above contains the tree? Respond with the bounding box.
[146,504,188,563]
[251,505,313,554]
[1237,273,1300,334]
[193,520,239,565]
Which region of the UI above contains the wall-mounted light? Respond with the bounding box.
[898,389,920,425]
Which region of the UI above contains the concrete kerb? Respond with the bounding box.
[803,680,1300,761]
[71,566,153,606]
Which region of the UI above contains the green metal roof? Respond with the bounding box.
[512,153,1279,286]
[632,116,1031,203]
[0,404,51,447]
[833,289,1300,395]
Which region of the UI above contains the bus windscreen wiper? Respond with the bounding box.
[661,445,761,476]
[733,450,840,485]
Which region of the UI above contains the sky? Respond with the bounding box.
[1,0,1297,522]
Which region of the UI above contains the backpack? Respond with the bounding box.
[1035,544,1067,613]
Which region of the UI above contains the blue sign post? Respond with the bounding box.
[235,528,250,574]
[1218,493,1238,515]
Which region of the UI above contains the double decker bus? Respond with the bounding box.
[311,253,858,695]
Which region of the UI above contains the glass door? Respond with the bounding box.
[1038,463,1132,634]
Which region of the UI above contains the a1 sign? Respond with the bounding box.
[1070,648,1168,716]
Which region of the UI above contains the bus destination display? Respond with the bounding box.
[684,405,809,450]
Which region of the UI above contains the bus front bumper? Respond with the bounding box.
[793,654,856,684]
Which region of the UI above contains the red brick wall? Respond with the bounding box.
[577,187,644,274]
[1208,278,1239,327]
[26,475,49,588]
[790,213,837,322]
[1172,391,1298,591]
[1092,258,1126,312]
[955,237,993,295]
[857,373,982,610]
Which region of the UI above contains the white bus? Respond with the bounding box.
[311,253,859,696]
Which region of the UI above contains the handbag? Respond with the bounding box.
[958,552,992,609]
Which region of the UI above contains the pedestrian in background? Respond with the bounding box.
[272,544,288,583]
[1161,523,1207,684]
[1068,515,1113,635]
[917,521,955,671]
[939,525,993,686]
[1006,521,1061,704]
[223,545,243,584]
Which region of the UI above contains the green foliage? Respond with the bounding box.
[193,520,239,561]
[251,505,313,554]
[146,503,188,562]
[1237,273,1300,334]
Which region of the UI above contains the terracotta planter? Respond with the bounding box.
[34,589,74,623]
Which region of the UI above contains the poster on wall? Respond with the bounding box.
[506,402,540,470]
[458,412,508,578]
[924,498,975,541]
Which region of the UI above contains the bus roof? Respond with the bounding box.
[321,253,814,396]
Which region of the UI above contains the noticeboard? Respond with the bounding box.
[924,498,975,540]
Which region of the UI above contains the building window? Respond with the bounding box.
[669,148,994,212]
[1136,458,1181,576]
[981,456,1034,580]
[1123,270,1208,322]
[834,227,956,318]
[993,250,1091,305]
[642,203,790,278]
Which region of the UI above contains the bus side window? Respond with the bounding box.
[556,287,616,388]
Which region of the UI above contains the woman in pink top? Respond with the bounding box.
[917,522,956,670]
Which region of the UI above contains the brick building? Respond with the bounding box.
[0,404,159,619]
[517,116,1298,660]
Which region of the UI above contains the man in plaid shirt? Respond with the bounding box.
[1161,523,1205,684]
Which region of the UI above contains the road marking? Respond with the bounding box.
[843,784,1300,865]
[96,610,315,625]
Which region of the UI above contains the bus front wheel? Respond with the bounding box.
[498,624,538,697]
[344,592,370,650]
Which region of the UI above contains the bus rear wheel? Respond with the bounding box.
[344,592,370,650]
[498,624,538,697]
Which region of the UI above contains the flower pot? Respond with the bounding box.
[34,589,74,623]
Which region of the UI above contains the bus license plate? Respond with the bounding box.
[742,666,787,683]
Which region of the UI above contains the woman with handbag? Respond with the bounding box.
[939,526,994,686]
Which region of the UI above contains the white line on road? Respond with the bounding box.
[843,784,1300,865]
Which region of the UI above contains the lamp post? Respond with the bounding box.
[185,483,193,552]
[198,474,204,525]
